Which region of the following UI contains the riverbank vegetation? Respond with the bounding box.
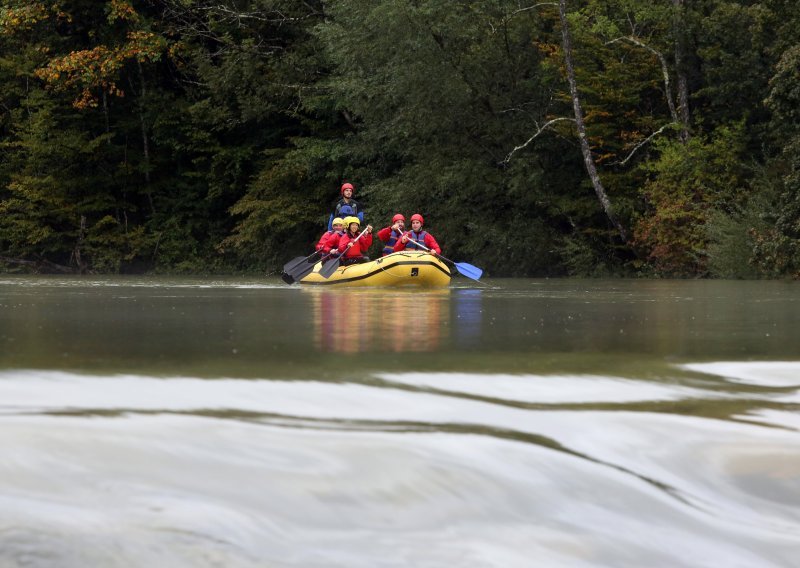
[1,0,798,277]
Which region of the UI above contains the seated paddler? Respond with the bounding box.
[316,217,345,254]
[393,213,441,255]
[337,216,374,265]
[377,213,406,256]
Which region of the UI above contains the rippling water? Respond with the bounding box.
[1,276,799,567]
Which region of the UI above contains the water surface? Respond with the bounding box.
[1,276,798,567]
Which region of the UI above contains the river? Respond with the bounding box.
[1,276,798,567]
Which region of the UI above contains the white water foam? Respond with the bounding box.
[1,369,799,567]
[377,372,732,404]
[681,361,800,388]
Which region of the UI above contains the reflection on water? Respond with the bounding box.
[308,289,459,353]
[453,289,483,348]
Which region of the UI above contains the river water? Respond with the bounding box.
[1,276,798,567]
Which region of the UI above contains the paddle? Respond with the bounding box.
[283,250,320,275]
[284,259,318,284]
[281,250,324,284]
[401,238,483,281]
[320,227,370,279]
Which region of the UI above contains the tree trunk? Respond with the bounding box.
[673,0,691,142]
[558,0,628,242]
[611,36,678,125]
[136,61,155,214]
[102,91,111,140]
[71,214,87,273]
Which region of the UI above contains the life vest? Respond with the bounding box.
[405,231,428,251]
[328,200,364,231]
[382,229,403,256]
[335,199,361,218]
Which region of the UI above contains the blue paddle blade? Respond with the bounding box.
[454,262,482,281]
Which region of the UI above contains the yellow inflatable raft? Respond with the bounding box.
[300,251,451,287]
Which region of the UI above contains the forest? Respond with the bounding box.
[1,0,799,277]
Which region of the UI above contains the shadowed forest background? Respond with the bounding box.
[1,0,799,277]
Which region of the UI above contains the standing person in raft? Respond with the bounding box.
[393,213,441,255]
[376,213,406,256]
[337,216,373,265]
[328,182,364,230]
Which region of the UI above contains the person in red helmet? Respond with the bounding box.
[338,216,374,265]
[376,213,406,256]
[328,182,364,230]
[393,213,441,255]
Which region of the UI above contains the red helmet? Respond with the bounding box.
[340,182,354,195]
[410,213,424,225]
[392,213,405,223]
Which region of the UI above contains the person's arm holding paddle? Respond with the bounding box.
[393,214,440,254]
[337,218,373,266]
[421,231,441,255]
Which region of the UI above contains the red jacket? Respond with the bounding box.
[338,231,373,259]
[315,230,335,251]
[376,226,395,242]
[321,231,344,254]
[393,230,441,255]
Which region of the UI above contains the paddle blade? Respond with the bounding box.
[283,255,307,274]
[281,271,296,285]
[454,261,483,281]
[288,261,318,283]
[319,257,342,279]
[283,251,319,274]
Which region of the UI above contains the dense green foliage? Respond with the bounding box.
[1,0,798,277]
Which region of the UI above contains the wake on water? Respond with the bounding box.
[1,363,799,568]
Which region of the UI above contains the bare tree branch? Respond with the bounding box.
[611,123,675,166]
[490,2,558,33]
[153,0,321,57]
[502,117,575,164]
[606,36,679,124]
[508,2,559,17]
